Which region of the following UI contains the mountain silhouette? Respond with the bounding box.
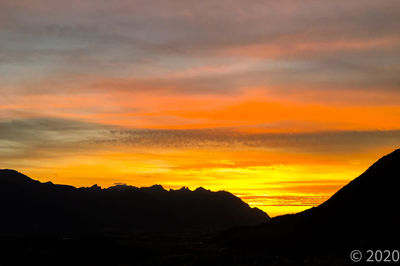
[218,149,400,263]
[0,169,268,235]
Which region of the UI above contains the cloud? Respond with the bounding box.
[1,1,399,176]
[2,117,398,161]
[105,127,400,154]
[1,0,400,97]
[0,118,111,159]
[239,195,330,207]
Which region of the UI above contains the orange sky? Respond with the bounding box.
[1,0,400,217]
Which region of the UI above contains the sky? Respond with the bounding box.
[1,0,400,217]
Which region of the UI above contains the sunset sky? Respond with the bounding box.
[1,0,400,216]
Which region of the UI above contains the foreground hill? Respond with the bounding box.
[218,149,400,264]
[0,169,268,235]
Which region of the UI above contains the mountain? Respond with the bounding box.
[218,149,400,263]
[0,169,268,235]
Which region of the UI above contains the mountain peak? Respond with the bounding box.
[0,169,24,176]
[0,169,37,185]
[145,184,165,191]
[195,187,209,192]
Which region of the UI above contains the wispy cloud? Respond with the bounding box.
[1,0,400,96]
[1,118,399,161]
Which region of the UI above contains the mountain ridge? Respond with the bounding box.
[0,169,269,235]
[0,169,240,194]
